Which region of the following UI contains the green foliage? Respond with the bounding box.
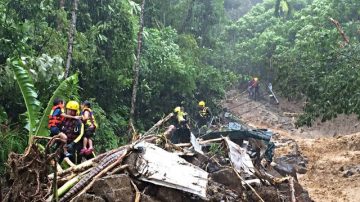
[89,100,119,152]
[0,0,238,156]
[209,143,224,156]
[0,127,27,174]
[217,0,360,126]
[8,57,40,142]
[137,28,236,129]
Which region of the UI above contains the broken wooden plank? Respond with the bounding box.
[134,141,208,199]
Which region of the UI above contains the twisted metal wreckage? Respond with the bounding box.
[3,111,311,202]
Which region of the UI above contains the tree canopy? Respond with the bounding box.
[1,0,360,172]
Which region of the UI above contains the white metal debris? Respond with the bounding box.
[224,137,255,176]
[134,141,208,198]
[190,132,203,154]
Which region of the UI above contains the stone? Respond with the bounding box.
[156,186,186,202]
[210,168,242,192]
[342,170,354,177]
[76,193,105,202]
[85,174,134,202]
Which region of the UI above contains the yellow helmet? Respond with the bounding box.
[66,100,80,111]
[254,77,258,81]
[198,101,205,107]
[174,106,181,113]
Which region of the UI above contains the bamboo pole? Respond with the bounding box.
[48,159,94,179]
[47,175,81,201]
[63,157,76,167]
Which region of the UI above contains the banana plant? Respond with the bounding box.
[9,58,41,144]
[9,57,79,144]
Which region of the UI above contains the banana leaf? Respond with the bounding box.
[10,58,41,143]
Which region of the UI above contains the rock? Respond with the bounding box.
[140,193,161,202]
[84,174,134,202]
[76,193,105,202]
[342,170,354,177]
[156,186,187,202]
[207,180,241,201]
[210,168,242,192]
[183,152,221,173]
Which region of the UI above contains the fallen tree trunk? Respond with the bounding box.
[59,146,130,202]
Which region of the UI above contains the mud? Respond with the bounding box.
[225,90,360,202]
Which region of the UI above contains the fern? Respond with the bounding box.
[34,73,79,137]
[9,58,41,143]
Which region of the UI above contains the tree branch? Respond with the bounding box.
[329,17,349,45]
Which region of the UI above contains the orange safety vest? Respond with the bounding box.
[48,105,64,128]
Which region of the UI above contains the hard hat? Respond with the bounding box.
[198,101,205,107]
[66,100,80,111]
[174,106,181,113]
[254,77,258,81]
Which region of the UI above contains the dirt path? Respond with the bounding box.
[223,90,360,202]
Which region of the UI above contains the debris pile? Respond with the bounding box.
[3,113,313,202]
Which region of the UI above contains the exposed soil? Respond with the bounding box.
[224,90,360,202]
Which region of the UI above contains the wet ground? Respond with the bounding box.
[223,90,360,202]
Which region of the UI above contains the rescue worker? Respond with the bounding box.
[80,100,98,156]
[60,100,91,164]
[197,101,212,128]
[48,98,80,157]
[164,106,191,143]
[247,77,260,100]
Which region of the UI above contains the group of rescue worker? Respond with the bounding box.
[49,97,212,163]
[48,98,97,164]
[164,100,212,144]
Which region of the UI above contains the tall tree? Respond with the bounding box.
[65,0,78,78]
[129,0,146,131]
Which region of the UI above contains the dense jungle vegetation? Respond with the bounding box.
[1,0,360,173]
